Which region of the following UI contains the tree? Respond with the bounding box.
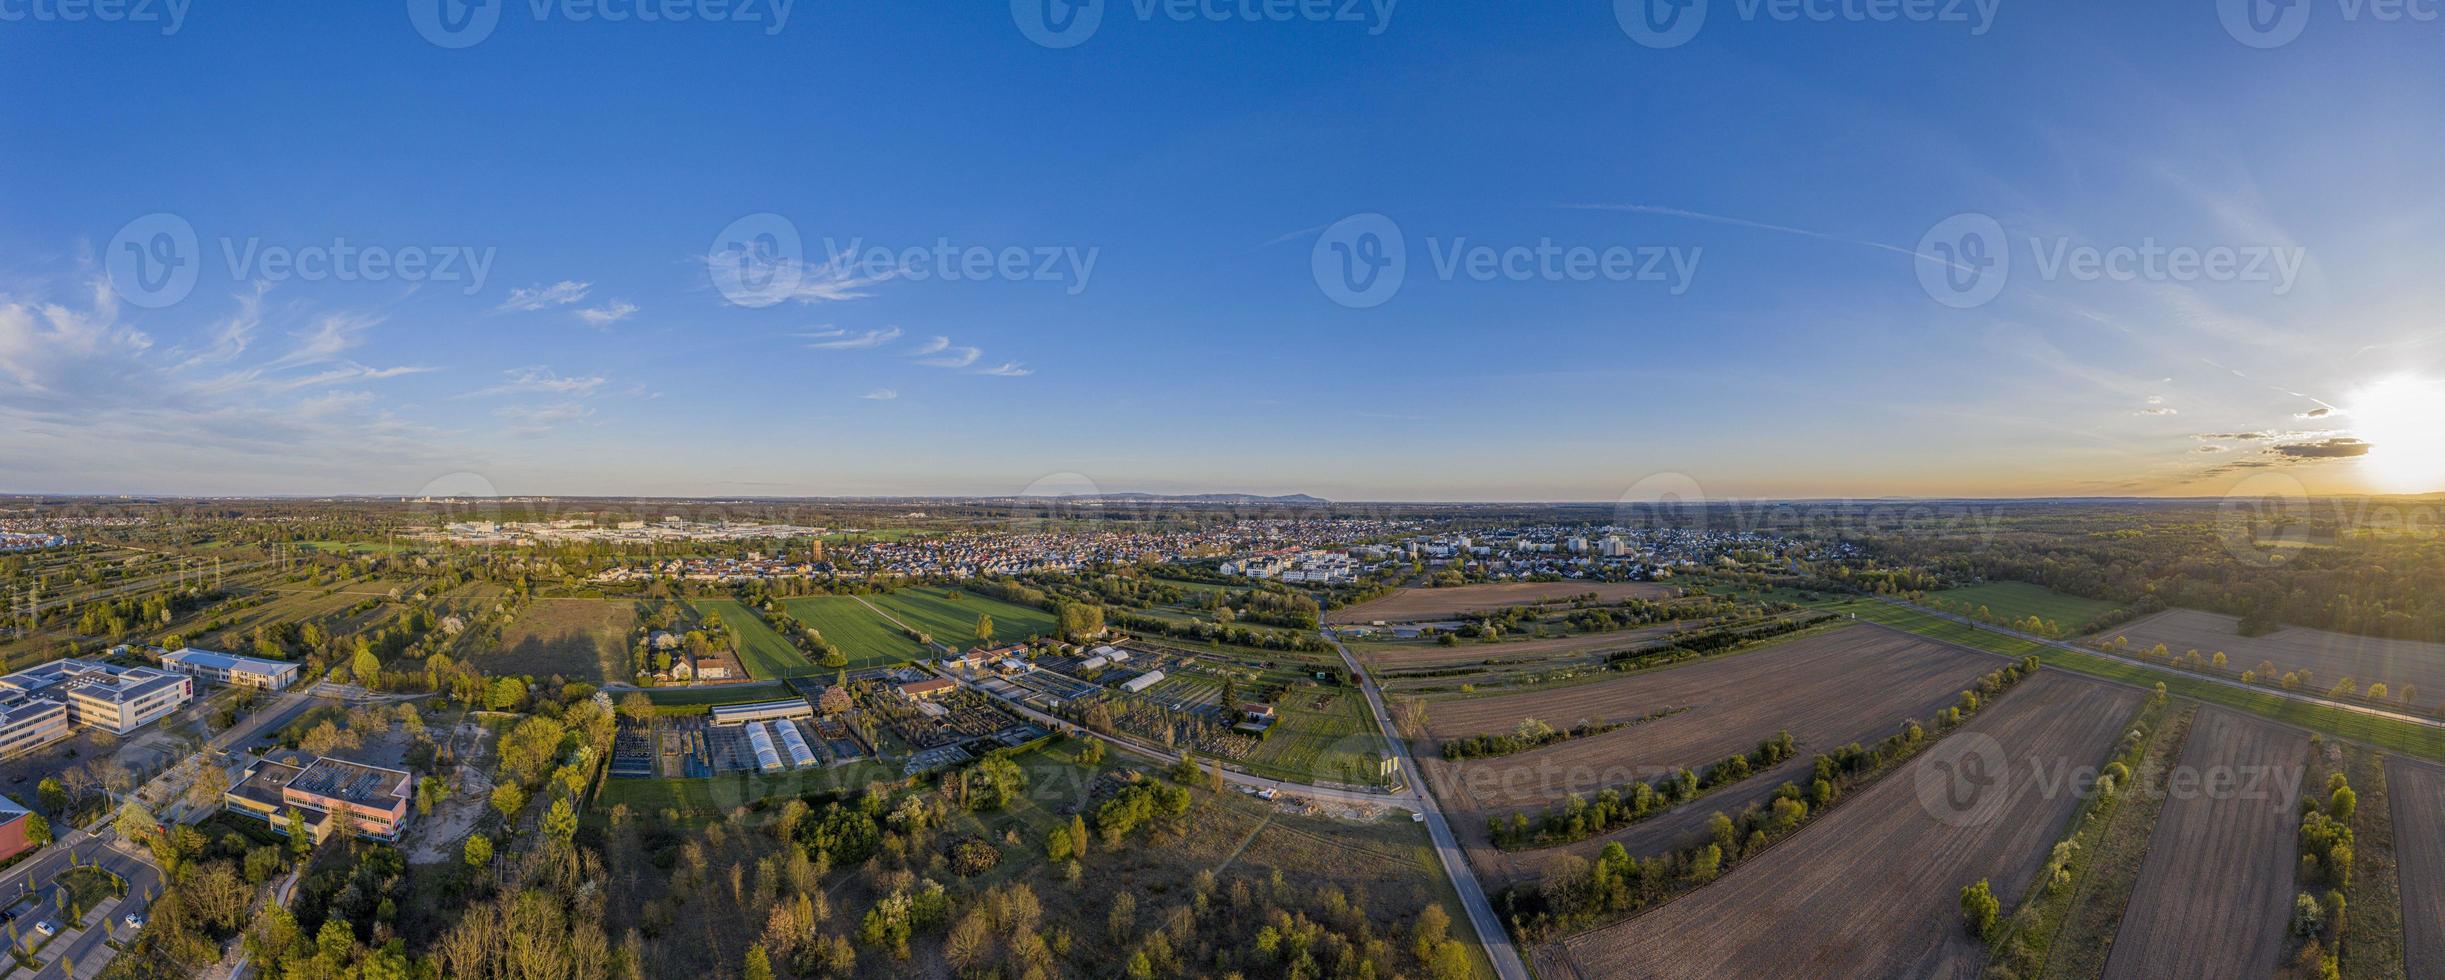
[186,762,230,811]
[744,944,775,980]
[351,647,382,687]
[463,833,492,869]
[491,782,527,819]
[1078,739,1105,767]
[974,614,994,645]
[22,813,49,848]
[618,691,655,724]
[114,800,158,845]
[1411,903,1451,963]
[1960,879,2000,940]
[283,808,312,860]
[2331,784,2358,822]
[543,797,579,844]
[37,776,67,815]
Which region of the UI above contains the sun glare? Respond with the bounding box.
[2347,377,2445,493]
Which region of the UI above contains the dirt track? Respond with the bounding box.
[2104,608,2445,706]
[2102,708,2308,980]
[2388,757,2445,979]
[1327,581,1675,624]
[1543,670,2139,980]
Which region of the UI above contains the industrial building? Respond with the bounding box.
[225,756,414,842]
[0,658,193,751]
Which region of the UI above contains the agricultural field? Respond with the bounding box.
[1931,581,2120,633]
[483,599,632,683]
[1543,670,2142,980]
[2388,758,2445,979]
[2102,608,2445,707]
[1326,581,1677,624]
[694,598,816,679]
[1240,683,1386,785]
[2102,709,2310,980]
[782,594,930,666]
[865,586,1058,647]
[1354,622,1688,671]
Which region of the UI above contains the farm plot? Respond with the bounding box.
[2101,709,2310,980]
[782,594,929,666]
[1544,670,2141,980]
[485,599,632,683]
[1326,581,1676,624]
[866,587,1057,647]
[2102,607,2445,705]
[1423,625,1997,814]
[2388,758,2445,979]
[1242,686,1387,785]
[1358,623,1688,671]
[1931,581,2120,633]
[695,598,815,679]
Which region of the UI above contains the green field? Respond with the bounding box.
[1835,599,2445,764]
[596,762,890,816]
[865,587,1057,648]
[1930,581,2120,632]
[695,598,817,679]
[1241,684,1389,786]
[784,595,930,667]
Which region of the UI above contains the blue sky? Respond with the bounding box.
[4,1,2443,500]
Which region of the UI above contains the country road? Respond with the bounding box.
[1324,629,1532,980]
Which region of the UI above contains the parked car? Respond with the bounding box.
[123,913,146,929]
[32,919,57,937]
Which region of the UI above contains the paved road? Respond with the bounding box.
[1324,630,1532,980]
[1886,599,2445,732]
[3,829,162,980]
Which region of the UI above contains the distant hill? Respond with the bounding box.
[1021,492,1330,505]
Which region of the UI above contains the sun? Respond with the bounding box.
[2346,377,2445,493]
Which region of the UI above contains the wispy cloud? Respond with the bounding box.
[860,388,898,401]
[467,366,608,398]
[496,401,593,436]
[703,247,899,304]
[909,335,951,356]
[974,362,1033,377]
[805,326,902,350]
[575,300,636,327]
[919,345,981,369]
[496,280,591,312]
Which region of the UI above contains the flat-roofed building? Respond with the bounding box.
[0,697,71,760]
[709,699,814,726]
[160,648,301,691]
[226,756,412,842]
[0,795,36,863]
[898,677,956,700]
[0,658,191,736]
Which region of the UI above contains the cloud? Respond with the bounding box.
[2195,444,2230,453]
[2193,431,2271,441]
[974,362,1033,377]
[909,335,950,355]
[575,301,637,327]
[2272,438,2372,459]
[919,345,981,369]
[2136,407,2179,416]
[469,366,607,398]
[496,281,591,312]
[860,388,898,401]
[804,326,902,350]
[495,401,593,436]
[703,247,898,304]
[2299,407,2334,418]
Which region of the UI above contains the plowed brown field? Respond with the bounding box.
[1327,581,1675,624]
[2388,757,2445,979]
[2101,708,2309,980]
[1541,670,2140,980]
